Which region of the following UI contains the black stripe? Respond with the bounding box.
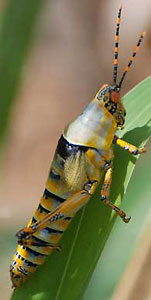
[31,235,57,247]
[43,188,65,203]
[32,235,49,245]
[64,216,73,220]
[118,10,121,17]
[38,203,50,214]
[23,258,37,268]
[25,246,47,258]
[128,61,132,67]
[32,216,37,223]
[43,226,64,235]
[18,266,29,276]
[138,40,141,46]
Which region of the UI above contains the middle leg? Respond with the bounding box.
[100,164,131,223]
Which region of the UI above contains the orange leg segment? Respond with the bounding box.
[113,135,146,155]
[101,167,131,223]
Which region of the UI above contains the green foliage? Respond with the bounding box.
[0,0,44,146]
[83,127,151,299]
[11,78,151,300]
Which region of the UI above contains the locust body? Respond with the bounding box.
[10,7,146,288]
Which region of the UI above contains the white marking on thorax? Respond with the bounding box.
[64,100,117,150]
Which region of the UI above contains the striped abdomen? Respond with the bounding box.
[10,136,89,287]
[10,105,113,287]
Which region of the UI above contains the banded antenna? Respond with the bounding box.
[113,5,122,85]
[118,31,146,89]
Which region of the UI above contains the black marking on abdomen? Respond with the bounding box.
[43,188,65,203]
[38,203,50,214]
[22,259,37,268]
[18,266,29,276]
[42,227,64,235]
[31,235,57,247]
[25,246,47,258]
[32,216,37,224]
[64,216,72,220]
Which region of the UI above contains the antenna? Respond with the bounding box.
[113,5,122,85]
[118,32,146,89]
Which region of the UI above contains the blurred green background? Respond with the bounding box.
[0,0,151,299]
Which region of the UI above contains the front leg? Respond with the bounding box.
[100,163,131,223]
[113,135,146,155]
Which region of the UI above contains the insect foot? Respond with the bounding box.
[123,216,131,223]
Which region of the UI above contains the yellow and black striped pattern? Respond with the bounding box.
[10,134,113,287]
[113,5,122,84]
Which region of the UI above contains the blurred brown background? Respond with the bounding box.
[0,0,151,299]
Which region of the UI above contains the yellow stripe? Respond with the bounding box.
[26,243,53,256]
[15,258,36,273]
[17,244,45,265]
[40,196,56,211]
[46,177,59,194]
[117,17,121,24]
[86,149,101,168]
[34,209,47,221]
[48,234,62,245]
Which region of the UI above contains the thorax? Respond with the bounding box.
[64,100,117,150]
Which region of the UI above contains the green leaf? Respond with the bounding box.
[0,0,44,146]
[11,77,151,300]
[83,139,151,300]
